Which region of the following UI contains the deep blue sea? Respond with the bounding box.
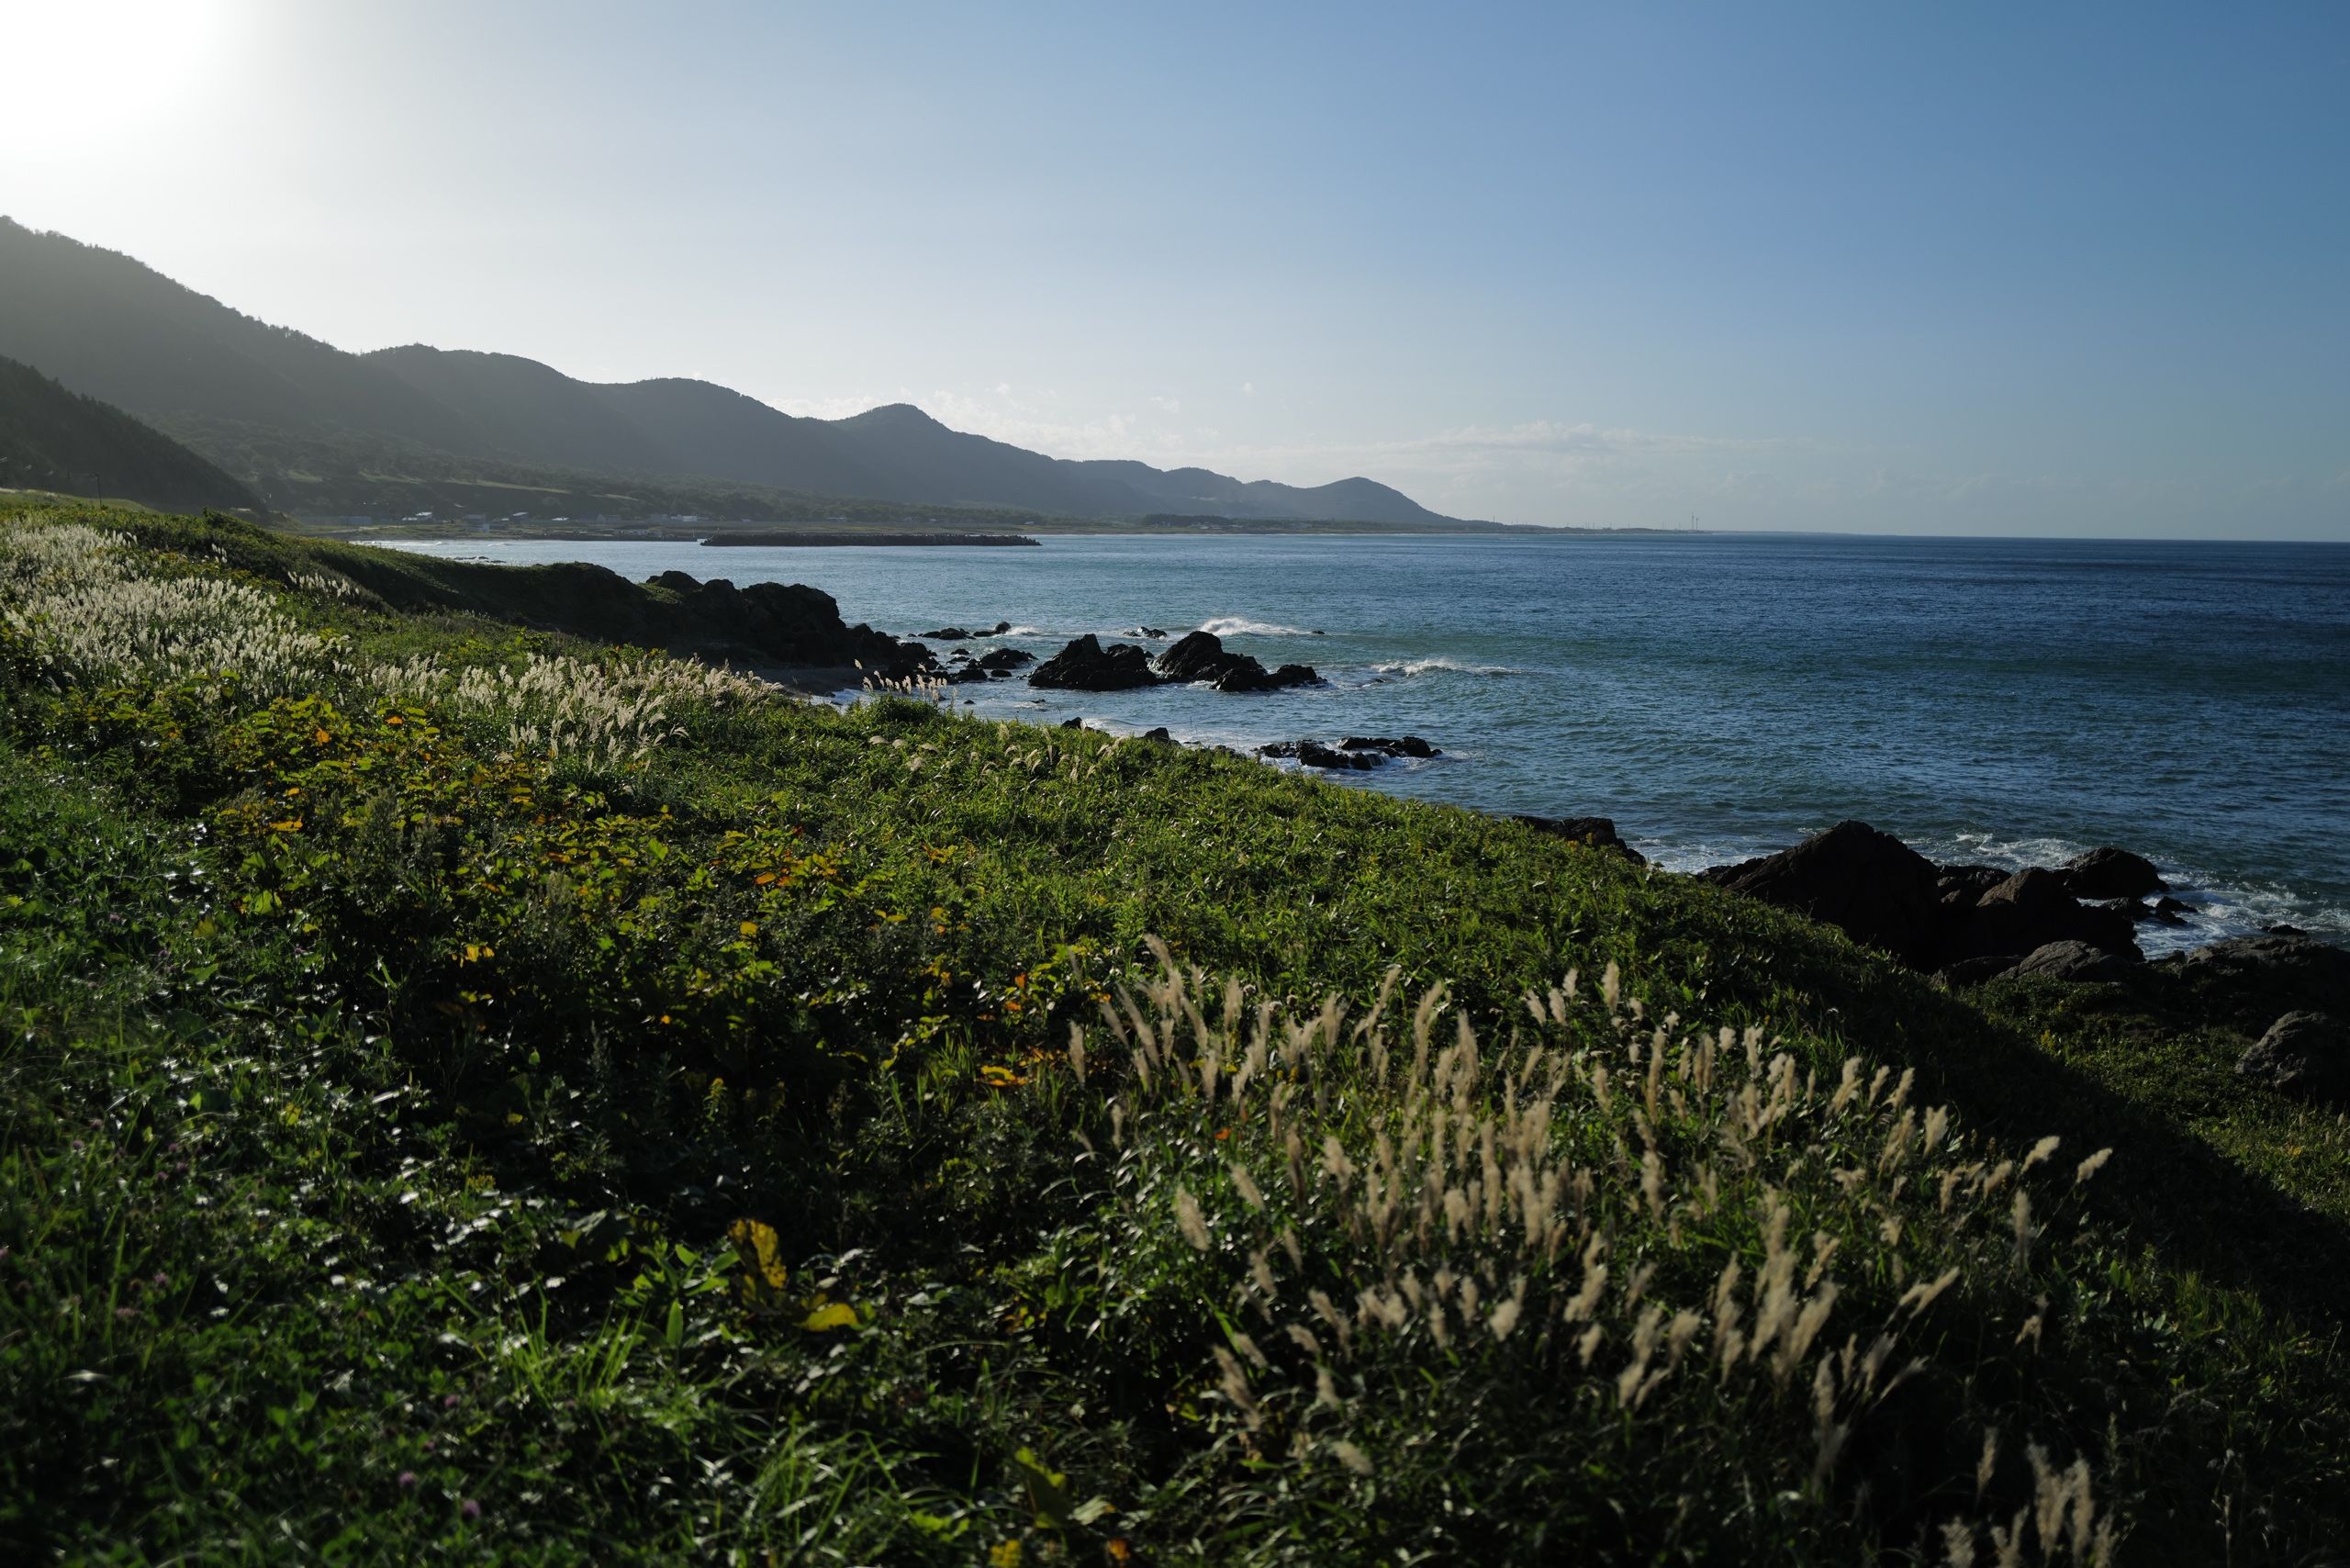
[381,532,2350,952]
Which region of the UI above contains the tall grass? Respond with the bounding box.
[2,501,2345,1562]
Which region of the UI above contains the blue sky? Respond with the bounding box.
[3,1,2344,535]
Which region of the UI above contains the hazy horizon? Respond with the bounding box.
[4,1,2344,538]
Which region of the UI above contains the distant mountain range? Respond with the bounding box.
[0,353,263,514]
[0,218,1455,526]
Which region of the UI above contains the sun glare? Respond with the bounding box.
[2,0,233,135]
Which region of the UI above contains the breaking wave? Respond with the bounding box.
[1199,617,1317,638]
[1371,656,1523,678]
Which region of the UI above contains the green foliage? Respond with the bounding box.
[0,502,2344,1562]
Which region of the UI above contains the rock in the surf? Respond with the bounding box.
[1342,735,1440,758]
[1157,630,1319,692]
[1029,635,1165,690]
[2060,846,2166,901]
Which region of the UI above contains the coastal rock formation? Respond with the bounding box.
[1702,821,2144,974]
[1702,822,1949,969]
[1259,740,1377,771]
[1342,735,1440,758]
[609,568,925,675]
[1156,630,1320,692]
[2235,1011,2347,1100]
[1935,864,2008,909]
[1028,635,1165,690]
[1944,868,2138,963]
[2061,846,2167,901]
[976,647,1033,672]
[1513,814,1646,865]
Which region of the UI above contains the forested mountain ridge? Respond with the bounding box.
[0,219,1450,524]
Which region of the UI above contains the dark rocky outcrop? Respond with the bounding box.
[2061,846,2166,901]
[1943,868,2139,963]
[1028,635,1165,690]
[1140,726,1173,744]
[2155,935,2350,1029]
[1702,822,1950,969]
[918,626,971,641]
[1157,631,1319,693]
[1513,815,1646,865]
[2007,939,2139,984]
[975,647,1033,672]
[1702,822,2164,975]
[1341,735,1440,759]
[603,568,925,674]
[1935,865,2008,909]
[2236,1011,2348,1100]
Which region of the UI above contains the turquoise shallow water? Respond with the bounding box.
[381,532,2350,952]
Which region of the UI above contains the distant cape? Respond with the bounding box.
[0,218,1453,526]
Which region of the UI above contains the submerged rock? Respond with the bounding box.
[919,626,971,641]
[1259,740,1376,771]
[1341,735,1440,758]
[1028,635,1165,690]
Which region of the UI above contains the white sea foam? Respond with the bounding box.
[1199,617,1315,638]
[1371,656,1524,678]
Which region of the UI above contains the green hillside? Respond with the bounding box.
[0,356,263,514]
[0,499,2344,1562]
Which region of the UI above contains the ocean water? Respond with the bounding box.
[379,532,2350,952]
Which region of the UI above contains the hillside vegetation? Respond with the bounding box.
[1,501,2344,1563]
[0,356,263,514]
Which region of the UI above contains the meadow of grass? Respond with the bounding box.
[0,501,2344,1563]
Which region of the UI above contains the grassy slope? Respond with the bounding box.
[0,502,2344,1563]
